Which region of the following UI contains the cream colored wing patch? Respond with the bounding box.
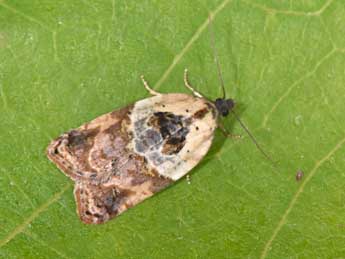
[130,93,217,180]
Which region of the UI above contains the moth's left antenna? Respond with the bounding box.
[208,14,226,99]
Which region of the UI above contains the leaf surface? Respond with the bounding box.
[1,0,345,258]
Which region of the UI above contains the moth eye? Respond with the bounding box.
[162,104,166,108]
[186,109,189,112]
[187,150,190,153]
[196,126,199,131]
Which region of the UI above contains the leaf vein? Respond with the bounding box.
[262,47,337,128]
[241,0,334,17]
[154,0,233,90]
[0,2,52,31]
[260,135,345,259]
[0,82,8,110]
[0,183,72,248]
[5,172,35,209]
[52,31,61,63]
[24,231,72,259]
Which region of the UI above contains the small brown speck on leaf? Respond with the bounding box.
[296,170,304,181]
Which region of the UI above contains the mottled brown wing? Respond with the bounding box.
[74,169,171,224]
[74,181,118,224]
[46,105,133,182]
[46,93,217,224]
[47,104,172,224]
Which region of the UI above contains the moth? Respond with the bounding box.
[46,19,271,224]
[46,70,239,224]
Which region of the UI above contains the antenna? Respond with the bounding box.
[208,14,226,99]
[231,110,276,165]
[208,14,276,166]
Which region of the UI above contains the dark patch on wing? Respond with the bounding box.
[151,112,184,138]
[75,183,121,224]
[110,104,133,119]
[151,112,190,155]
[161,127,189,155]
[67,128,100,149]
[135,128,162,153]
[46,105,134,182]
[75,151,173,224]
[193,107,209,119]
[103,122,122,136]
[136,111,190,157]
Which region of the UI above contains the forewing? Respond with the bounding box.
[46,105,133,182]
[74,161,172,224]
[130,93,218,181]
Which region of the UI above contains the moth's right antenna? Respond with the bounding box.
[208,14,226,99]
[231,110,276,166]
[208,14,276,167]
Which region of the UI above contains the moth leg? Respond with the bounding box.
[186,174,191,185]
[140,75,161,96]
[218,122,241,139]
[184,68,203,98]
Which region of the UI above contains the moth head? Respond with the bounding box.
[214,98,235,117]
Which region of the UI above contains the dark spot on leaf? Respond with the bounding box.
[296,170,304,181]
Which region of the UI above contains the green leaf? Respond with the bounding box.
[1,0,345,258]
